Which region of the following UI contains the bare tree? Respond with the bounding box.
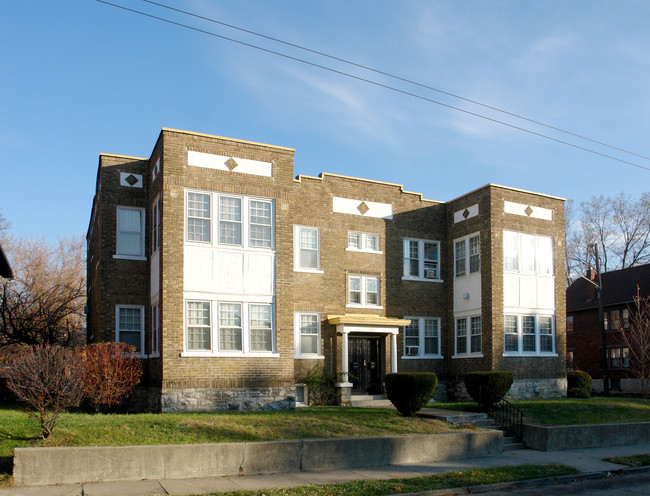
[0,236,85,353]
[7,346,86,438]
[619,289,650,398]
[566,192,650,278]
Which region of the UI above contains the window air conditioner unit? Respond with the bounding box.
[406,346,419,356]
[424,269,437,279]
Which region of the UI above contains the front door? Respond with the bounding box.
[349,337,381,394]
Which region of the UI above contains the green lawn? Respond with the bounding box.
[200,464,578,496]
[431,397,650,425]
[0,404,464,485]
[604,454,650,467]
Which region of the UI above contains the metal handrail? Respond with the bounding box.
[478,385,524,439]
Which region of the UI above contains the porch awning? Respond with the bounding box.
[327,314,411,334]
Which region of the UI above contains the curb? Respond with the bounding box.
[387,465,650,496]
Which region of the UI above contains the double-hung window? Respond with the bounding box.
[219,196,242,245]
[503,314,556,355]
[116,206,145,258]
[503,231,553,275]
[348,275,380,307]
[294,226,320,271]
[454,233,480,278]
[403,317,441,358]
[295,313,322,357]
[454,315,481,357]
[187,192,211,243]
[249,201,272,248]
[403,239,440,281]
[348,232,381,253]
[116,305,145,354]
[608,347,630,369]
[185,301,276,355]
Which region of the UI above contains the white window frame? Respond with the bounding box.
[115,305,146,356]
[294,312,324,358]
[347,275,382,308]
[151,303,160,357]
[151,196,160,254]
[182,300,278,357]
[115,206,146,260]
[402,317,442,359]
[402,239,442,282]
[185,190,274,251]
[502,313,557,356]
[186,191,212,244]
[503,231,554,276]
[453,315,483,358]
[347,232,382,253]
[294,226,323,273]
[454,233,480,279]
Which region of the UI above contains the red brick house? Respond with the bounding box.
[566,264,650,393]
[86,128,567,411]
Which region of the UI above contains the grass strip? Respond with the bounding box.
[200,464,578,496]
[604,454,650,467]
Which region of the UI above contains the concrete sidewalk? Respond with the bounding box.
[2,442,649,496]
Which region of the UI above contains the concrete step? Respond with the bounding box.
[503,441,526,451]
[350,395,393,408]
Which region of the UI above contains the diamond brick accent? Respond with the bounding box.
[524,205,534,217]
[225,158,239,171]
[463,208,470,219]
[125,174,139,186]
[357,202,370,215]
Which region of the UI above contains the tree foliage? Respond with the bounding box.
[0,236,85,352]
[619,290,650,398]
[566,192,650,280]
[6,345,85,438]
[81,342,142,412]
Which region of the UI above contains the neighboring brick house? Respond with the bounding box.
[86,128,567,412]
[566,264,650,394]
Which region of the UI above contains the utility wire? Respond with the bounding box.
[142,0,650,163]
[97,0,650,172]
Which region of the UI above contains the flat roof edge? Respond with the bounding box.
[161,128,295,152]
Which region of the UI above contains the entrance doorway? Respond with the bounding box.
[349,337,382,394]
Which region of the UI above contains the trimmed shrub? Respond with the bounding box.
[464,371,513,409]
[385,372,437,416]
[567,370,592,398]
[300,366,342,406]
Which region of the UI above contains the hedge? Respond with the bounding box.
[385,372,438,416]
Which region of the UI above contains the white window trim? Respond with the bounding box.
[151,196,161,255]
[115,305,147,357]
[452,315,483,358]
[150,303,160,358]
[181,300,279,357]
[454,232,480,279]
[346,231,383,254]
[114,206,146,260]
[502,312,557,357]
[294,312,324,359]
[185,189,275,251]
[347,274,383,309]
[402,316,442,359]
[503,230,554,277]
[402,238,442,282]
[293,225,323,273]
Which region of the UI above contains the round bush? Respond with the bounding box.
[464,371,513,409]
[567,371,592,398]
[385,372,438,416]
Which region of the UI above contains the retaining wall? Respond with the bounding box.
[13,430,501,487]
[523,422,650,451]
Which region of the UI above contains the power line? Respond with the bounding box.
[141,0,650,163]
[97,0,650,173]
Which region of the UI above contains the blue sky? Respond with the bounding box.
[2,1,649,240]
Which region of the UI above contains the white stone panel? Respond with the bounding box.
[537,278,556,309]
[245,253,274,295]
[119,172,143,188]
[453,275,481,313]
[503,273,520,308]
[504,201,552,221]
[453,204,479,223]
[332,197,393,219]
[150,250,160,299]
[184,246,215,292]
[519,276,538,309]
[215,252,245,294]
[187,151,272,177]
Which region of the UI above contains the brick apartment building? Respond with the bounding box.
[86,128,567,412]
[566,264,650,394]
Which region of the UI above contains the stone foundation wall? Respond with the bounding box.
[447,377,567,402]
[161,386,296,412]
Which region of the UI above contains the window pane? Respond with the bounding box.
[469,236,480,273]
[404,240,419,277]
[404,320,419,355]
[366,277,378,305]
[456,318,467,354]
[299,227,319,269]
[365,234,378,251]
[523,315,536,352]
[187,301,210,351]
[219,303,242,351]
[249,201,272,248]
[521,234,536,273]
[219,197,241,245]
[250,304,272,352]
[470,316,482,353]
[538,236,553,275]
[349,277,361,304]
[504,231,518,271]
[187,193,210,243]
[117,208,143,255]
[348,232,360,249]
[539,316,553,352]
[424,319,439,355]
[504,315,518,352]
[119,331,141,352]
[299,314,319,354]
[455,241,466,277]
[300,335,317,354]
